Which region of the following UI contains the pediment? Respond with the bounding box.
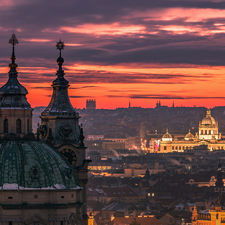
[197,140,211,144]
[69,213,79,224]
[24,214,46,225]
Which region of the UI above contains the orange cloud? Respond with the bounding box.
[43,23,147,36]
[133,8,225,22]
[21,38,52,42]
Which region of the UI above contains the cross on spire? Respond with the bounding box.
[9,33,19,69]
[55,39,65,77]
[56,39,65,57]
[9,33,19,46]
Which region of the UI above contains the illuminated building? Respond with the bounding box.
[141,108,225,153]
[192,193,225,225]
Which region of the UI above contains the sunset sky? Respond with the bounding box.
[1,0,225,109]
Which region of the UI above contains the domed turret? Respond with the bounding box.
[0,34,32,135]
[0,33,30,108]
[185,129,194,140]
[198,108,220,140]
[162,129,173,141]
[201,109,216,125]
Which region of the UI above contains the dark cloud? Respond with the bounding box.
[46,95,91,98]
[0,0,225,83]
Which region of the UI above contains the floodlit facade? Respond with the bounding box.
[154,109,225,153]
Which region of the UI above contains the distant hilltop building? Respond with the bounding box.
[156,100,161,107]
[142,108,224,153]
[86,99,96,109]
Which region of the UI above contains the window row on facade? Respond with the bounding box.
[200,130,217,135]
[3,118,30,134]
[164,145,225,151]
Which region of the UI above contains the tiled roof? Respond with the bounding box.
[103,202,131,211]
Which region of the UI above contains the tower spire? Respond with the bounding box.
[41,39,76,116]
[0,34,32,135]
[8,33,19,74]
[56,39,65,77]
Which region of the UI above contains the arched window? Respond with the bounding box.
[4,119,8,133]
[16,119,21,134]
[27,118,29,133]
[201,130,203,135]
[205,130,207,135]
[209,130,211,135]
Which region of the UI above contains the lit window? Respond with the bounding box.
[152,193,154,196]
[148,193,150,196]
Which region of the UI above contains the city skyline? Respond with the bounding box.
[1,1,225,109]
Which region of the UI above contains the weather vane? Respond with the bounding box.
[56,39,65,57]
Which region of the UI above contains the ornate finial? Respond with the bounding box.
[9,33,19,46]
[56,39,65,56]
[166,128,168,133]
[55,39,65,76]
[9,33,19,69]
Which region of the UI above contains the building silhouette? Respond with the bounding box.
[86,99,96,109]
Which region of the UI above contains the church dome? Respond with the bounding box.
[162,129,173,141]
[185,130,194,140]
[201,109,216,125]
[0,140,79,190]
[0,78,28,95]
[162,130,172,139]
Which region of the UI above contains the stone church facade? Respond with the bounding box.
[0,34,90,225]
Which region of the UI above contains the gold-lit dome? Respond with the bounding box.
[185,129,194,140]
[201,109,216,125]
[162,129,173,141]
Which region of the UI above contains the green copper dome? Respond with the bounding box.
[0,140,80,190]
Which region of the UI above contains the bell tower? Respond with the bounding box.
[40,40,90,225]
[0,33,32,136]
